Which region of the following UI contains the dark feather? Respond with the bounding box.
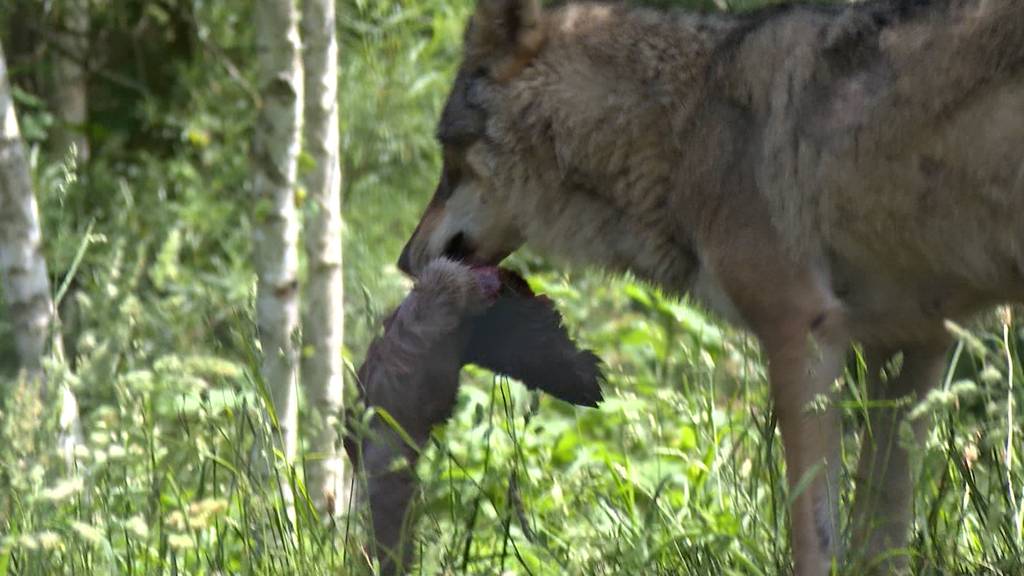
[465,292,605,407]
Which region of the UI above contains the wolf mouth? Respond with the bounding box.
[442,232,514,270]
[442,231,473,262]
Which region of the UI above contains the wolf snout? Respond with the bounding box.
[397,240,414,276]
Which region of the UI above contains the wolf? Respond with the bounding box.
[396,0,1024,573]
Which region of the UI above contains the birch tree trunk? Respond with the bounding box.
[1,44,52,376]
[251,0,303,488]
[0,42,83,462]
[300,0,350,519]
[51,0,90,162]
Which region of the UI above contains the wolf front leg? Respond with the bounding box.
[716,274,848,574]
[702,204,849,574]
[849,344,948,574]
[763,315,848,576]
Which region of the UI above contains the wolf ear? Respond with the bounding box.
[466,0,546,82]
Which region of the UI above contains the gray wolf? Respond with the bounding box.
[396,0,1024,573]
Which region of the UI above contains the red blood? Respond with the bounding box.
[470,265,502,299]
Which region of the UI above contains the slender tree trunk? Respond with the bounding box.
[0,42,82,463]
[1,44,52,375]
[51,0,90,162]
[251,0,303,497]
[300,0,349,520]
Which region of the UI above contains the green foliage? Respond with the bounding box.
[1,1,1023,575]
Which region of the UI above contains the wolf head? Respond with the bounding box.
[398,0,701,288]
[397,0,547,276]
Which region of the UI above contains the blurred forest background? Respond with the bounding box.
[0,0,1021,574]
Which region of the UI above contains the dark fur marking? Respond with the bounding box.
[811,312,827,332]
[437,69,487,146]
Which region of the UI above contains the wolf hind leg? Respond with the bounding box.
[849,344,948,575]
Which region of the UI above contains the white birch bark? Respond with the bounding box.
[1,45,52,373]
[51,0,90,162]
[0,42,83,462]
[252,0,304,482]
[300,0,349,519]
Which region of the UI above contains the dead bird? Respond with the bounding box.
[346,257,603,575]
